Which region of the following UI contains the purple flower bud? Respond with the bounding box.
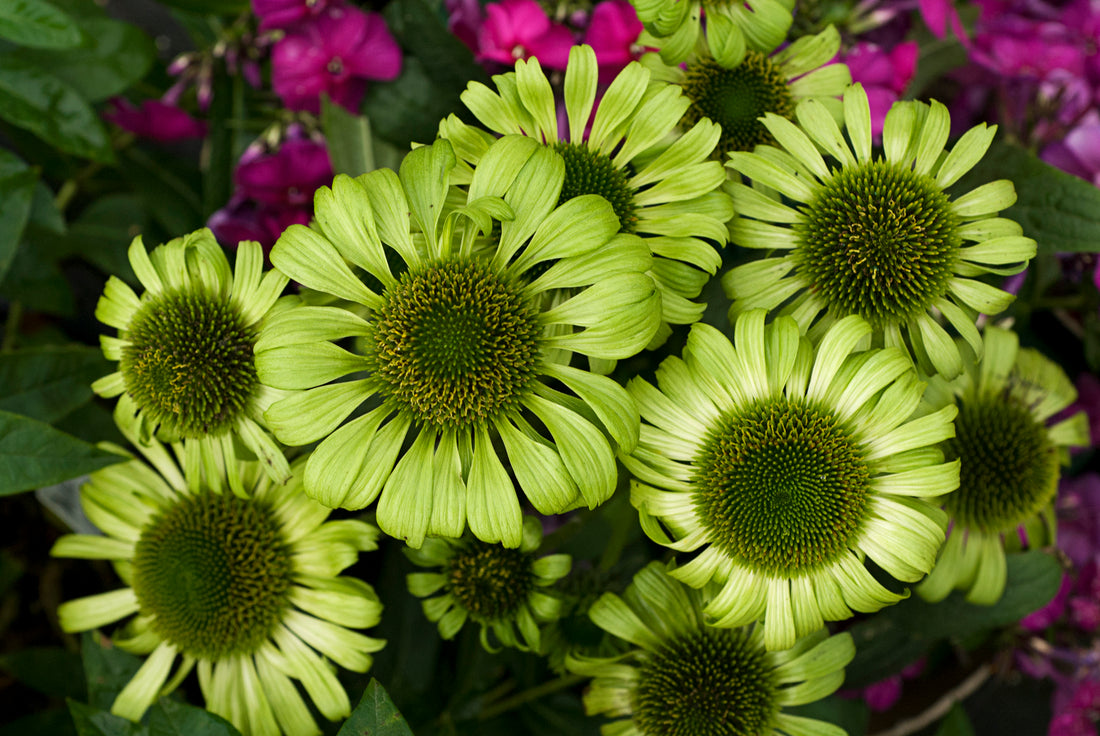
[234,132,333,208]
[103,98,207,142]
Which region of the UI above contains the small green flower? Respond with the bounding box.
[92,229,291,488]
[51,404,384,736]
[255,137,660,548]
[632,0,796,67]
[642,25,850,162]
[567,562,855,736]
[723,84,1037,379]
[625,309,959,650]
[918,326,1089,605]
[405,516,571,652]
[441,44,732,348]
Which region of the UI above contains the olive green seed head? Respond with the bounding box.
[446,540,534,622]
[554,141,638,233]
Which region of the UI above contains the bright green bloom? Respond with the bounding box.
[625,309,959,650]
[566,561,855,736]
[723,84,1037,380]
[255,137,660,548]
[92,229,291,488]
[51,404,384,736]
[441,44,732,348]
[405,516,570,652]
[918,326,1089,605]
[632,0,795,67]
[641,25,849,162]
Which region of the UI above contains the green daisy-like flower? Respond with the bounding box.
[405,515,570,652]
[51,404,385,736]
[440,44,733,347]
[567,561,855,736]
[255,137,660,548]
[631,0,796,67]
[641,25,850,162]
[92,228,291,488]
[918,326,1089,605]
[624,309,960,650]
[722,84,1037,380]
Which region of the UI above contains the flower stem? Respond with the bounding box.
[868,665,991,736]
[477,674,585,720]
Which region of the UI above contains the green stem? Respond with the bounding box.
[2,301,22,352]
[477,674,585,720]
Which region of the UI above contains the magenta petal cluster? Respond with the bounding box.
[476,0,573,70]
[1043,112,1100,187]
[271,0,402,114]
[104,98,207,142]
[583,0,643,82]
[841,41,918,137]
[252,0,331,30]
[235,133,333,208]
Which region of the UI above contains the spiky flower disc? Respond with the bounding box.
[631,0,796,67]
[624,309,960,650]
[566,562,855,736]
[722,84,1037,380]
[51,404,385,736]
[405,516,570,652]
[440,44,733,347]
[255,137,661,548]
[642,25,850,163]
[918,326,1089,605]
[92,229,292,488]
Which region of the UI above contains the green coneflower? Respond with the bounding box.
[51,404,385,736]
[440,44,732,348]
[722,84,1037,380]
[641,25,850,162]
[566,561,855,736]
[405,516,570,652]
[92,229,291,489]
[918,326,1089,605]
[255,137,661,548]
[624,309,960,650]
[631,0,796,67]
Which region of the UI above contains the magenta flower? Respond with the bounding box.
[446,0,485,53]
[234,129,333,208]
[918,0,969,39]
[208,195,313,251]
[475,0,574,70]
[583,0,643,82]
[103,98,207,142]
[271,0,402,114]
[840,41,918,138]
[1042,112,1100,187]
[252,0,331,30]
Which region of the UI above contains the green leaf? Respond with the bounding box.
[68,700,140,736]
[0,410,123,496]
[952,140,1100,254]
[0,233,74,315]
[118,147,203,235]
[0,166,37,282]
[321,95,375,177]
[338,679,415,736]
[82,633,142,711]
[845,551,1062,687]
[13,17,154,102]
[0,647,85,699]
[0,53,113,162]
[143,699,242,736]
[0,708,77,736]
[60,194,147,282]
[0,0,81,50]
[0,346,111,422]
[935,703,976,736]
[202,69,239,218]
[0,550,23,597]
[151,0,248,13]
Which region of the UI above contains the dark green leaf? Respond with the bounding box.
[0,550,24,596]
[935,703,976,736]
[0,53,114,162]
[118,147,203,235]
[0,646,85,699]
[0,409,124,496]
[0,707,77,736]
[152,0,248,13]
[338,679,415,736]
[144,699,242,736]
[786,696,869,736]
[322,95,374,177]
[82,633,143,711]
[0,167,37,281]
[202,69,237,218]
[0,233,74,315]
[61,194,147,282]
[0,346,111,422]
[14,17,155,102]
[68,700,140,736]
[953,141,1100,253]
[845,551,1062,687]
[0,0,81,50]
